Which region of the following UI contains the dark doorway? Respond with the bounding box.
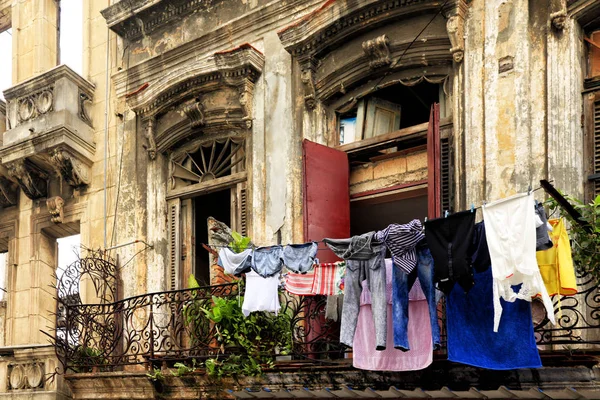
[194,189,231,286]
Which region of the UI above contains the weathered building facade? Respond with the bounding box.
[0,0,599,398]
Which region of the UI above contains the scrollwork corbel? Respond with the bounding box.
[6,159,48,199]
[0,177,18,207]
[182,98,206,129]
[301,67,317,110]
[49,147,90,188]
[550,0,567,31]
[446,15,465,63]
[362,35,392,69]
[46,196,65,223]
[238,82,254,129]
[144,117,158,160]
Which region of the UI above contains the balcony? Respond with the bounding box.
[0,65,95,199]
[53,255,600,399]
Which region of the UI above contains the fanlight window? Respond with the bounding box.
[170,137,246,188]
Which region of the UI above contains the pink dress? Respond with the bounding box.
[353,259,433,371]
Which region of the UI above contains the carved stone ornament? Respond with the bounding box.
[17,87,54,123]
[8,363,45,390]
[0,177,18,207]
[300,68,317,110]
[144,118,157,160]
[362,35,392,69]
[47,196,65,223]
[446,15,465,63]
[49,147,91,187]
[7,159,48,200]
[238,83,254,128]
[79,91,93,126]
[183,99,206,128]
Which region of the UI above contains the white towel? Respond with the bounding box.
[482,192,556,332]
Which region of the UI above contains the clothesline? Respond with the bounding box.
[204,182,554,251]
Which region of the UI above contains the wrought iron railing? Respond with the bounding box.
[55,283,346,372]
[52,253,600,373]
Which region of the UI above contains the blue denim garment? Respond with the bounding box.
[251,245,284,278]
[340,244,387,350]
[282,242,318,273]
[218,248,252,276]
[392,247,441,351]
[324,232,381,261]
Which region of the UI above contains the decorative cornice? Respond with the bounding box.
[110,0,321,99]
[128,45,265,118]
[101,0,210,40]
[3,65,95,102]
[278,0,452,59]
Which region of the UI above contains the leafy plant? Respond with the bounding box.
[70,346,107,373]
[229,231,251,253]
[199,295,292,378]
[170,359,201,377]
[546,193,600,283]
[146,367,165,382]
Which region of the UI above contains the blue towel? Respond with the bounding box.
[446,222,542,370]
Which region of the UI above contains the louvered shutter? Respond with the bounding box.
[239,186,248,237]
[167,198,181,291]
[440,136,452,213]
[594,99,600,196]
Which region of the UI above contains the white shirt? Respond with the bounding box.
[242,271,281,317]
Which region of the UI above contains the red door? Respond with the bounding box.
[302,139,350,261]
[302,139,350,358]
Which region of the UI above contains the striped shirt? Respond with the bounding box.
[375,220,425,274]
[285,271,316,296]
[312,261,346,296]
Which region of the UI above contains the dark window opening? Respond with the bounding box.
[338,82,440,147]
[350,190,428,236]
[193,189,231,286]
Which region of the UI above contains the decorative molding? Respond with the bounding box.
[16,87,54,123]
[238,83,254,129]
[446,15,465,63]
[362,35,391,69]
[144,117,157,160]
[0,176,18,207]
[79,91,93,126]
[6,159,48,200]
[101,0,210,40]
[8,362,45,390]
[182,99,206,128]
[301,67,317,110]
[49,147,91,187]
[46,196,65,223]
[129,45,264,118]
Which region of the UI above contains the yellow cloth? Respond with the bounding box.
[536,218,577,296]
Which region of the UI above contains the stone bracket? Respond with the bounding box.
[362,35,392,69]
[49,147,91,188]
[47,196,65,223]
[0,176,18,207]
[6,159,48,200]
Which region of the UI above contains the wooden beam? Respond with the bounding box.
[166,172,247,200]
[540,179,592,233]
[336,117,452,154]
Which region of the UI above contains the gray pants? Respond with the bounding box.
[340,245,387,350]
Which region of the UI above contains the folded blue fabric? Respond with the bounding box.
[251,245,284,278]
[446,222,542,370]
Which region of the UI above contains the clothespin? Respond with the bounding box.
[470,203,475,213]
[444,210,449,218]
[424,217,428,223]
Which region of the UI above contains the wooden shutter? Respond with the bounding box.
[363,97,402,139]
[239,184,248,237]
[593,98,600,196]
[440,136,452,213]
[427,103,442,219]
[167,198,181,291]
[302,139,350,262]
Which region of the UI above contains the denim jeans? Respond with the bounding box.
[340,245,387,350]
[393,247,441,351]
